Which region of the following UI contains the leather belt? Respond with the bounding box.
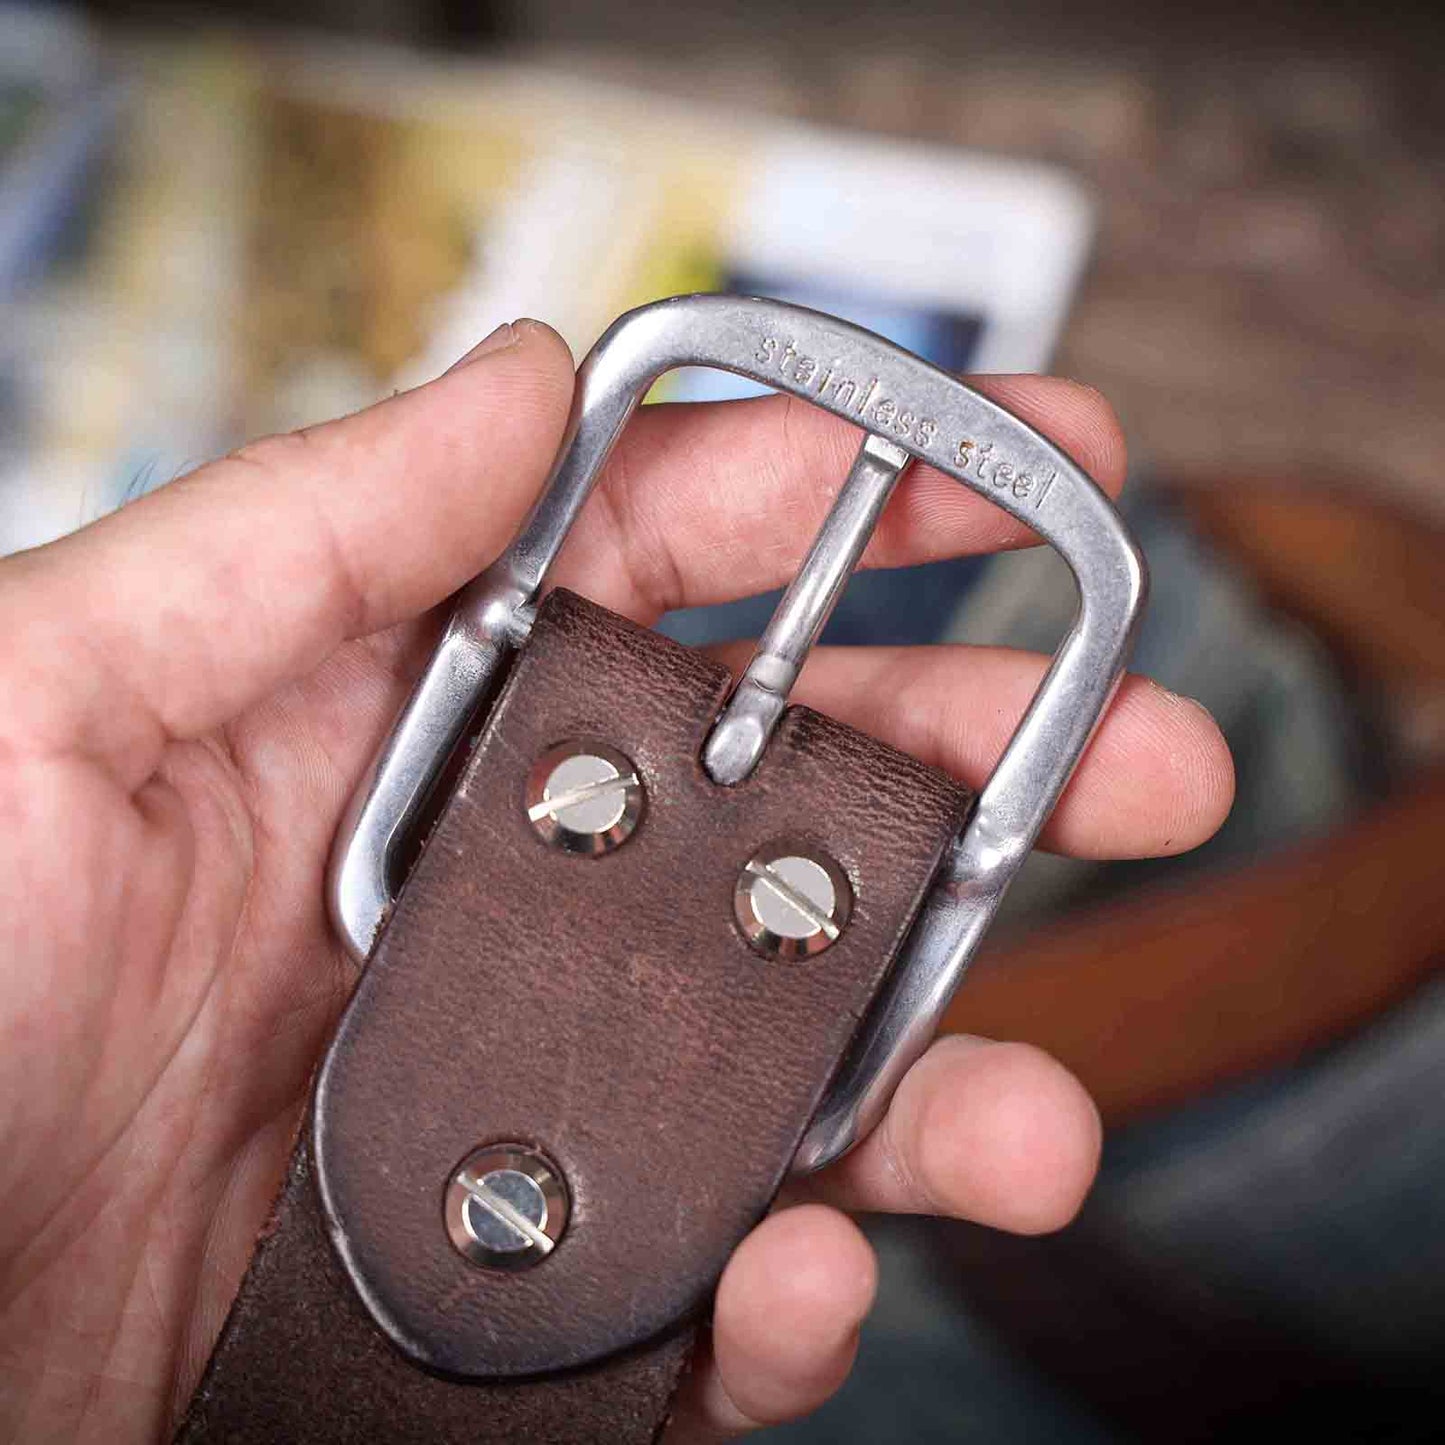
[178,295,1146,1441]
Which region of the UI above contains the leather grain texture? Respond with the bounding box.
[180,589,969,1440]
[316,590,969,1377]
[176,1143,695,1445]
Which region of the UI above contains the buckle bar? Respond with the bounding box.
[702,431,910,786]
[328,294,1146,1172]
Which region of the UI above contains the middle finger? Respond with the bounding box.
[547,377,1127,622]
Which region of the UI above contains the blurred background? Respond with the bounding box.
[3,0,1442,1438]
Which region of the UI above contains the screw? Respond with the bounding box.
[525,741,644,855]
[445,1146,569,1271]
[734,844,852,959]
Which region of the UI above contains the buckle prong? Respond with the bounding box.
[702,431,910,786]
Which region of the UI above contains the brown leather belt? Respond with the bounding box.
[177,590,968,1442]
[178,296,1145,1441]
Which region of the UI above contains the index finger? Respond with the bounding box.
[0,323,1126,793]
[0,321,577,790]
[552,375,1127,621]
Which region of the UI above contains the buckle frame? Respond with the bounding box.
[328,294,1146,1172]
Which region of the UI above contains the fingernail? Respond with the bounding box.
[922,1033,998,1071]
[1143,676,1220,728]
[450,321,518,370]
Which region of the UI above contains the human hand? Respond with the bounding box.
[0,320,1232,1440]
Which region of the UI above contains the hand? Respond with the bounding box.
[0,320,1232,1441]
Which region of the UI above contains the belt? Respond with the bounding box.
[177,294,1144,1442]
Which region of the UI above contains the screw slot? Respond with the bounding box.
[526,741,644,855]
[445,1146,569,1271]
[735,843,852,959]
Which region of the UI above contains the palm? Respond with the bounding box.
[0,323,1230,1442]
[0,619,430,1438]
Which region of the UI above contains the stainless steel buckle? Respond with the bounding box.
[328,294,1146,1173]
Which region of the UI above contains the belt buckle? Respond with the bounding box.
[329,292,1146,1173]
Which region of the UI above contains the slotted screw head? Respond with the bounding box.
[445,1146,569,1271]
[526,741,644,855]
[735,843,852,959]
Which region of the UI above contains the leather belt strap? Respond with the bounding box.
[178,590,969,1442]
[176,1145,696,1444]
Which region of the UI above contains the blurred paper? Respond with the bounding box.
[0,26,1092,554]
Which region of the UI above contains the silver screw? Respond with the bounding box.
[525,741,644,855]
[445,1146,569,1271]
[734,844,852,959]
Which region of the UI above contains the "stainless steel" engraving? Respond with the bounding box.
[754,333,1056,511]
[754,335,940,449]
[952,437,1057,510]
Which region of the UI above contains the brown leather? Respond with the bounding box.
[181,588,969,1439]
[175,1143,696,1445]
[946,770,1445,1124]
